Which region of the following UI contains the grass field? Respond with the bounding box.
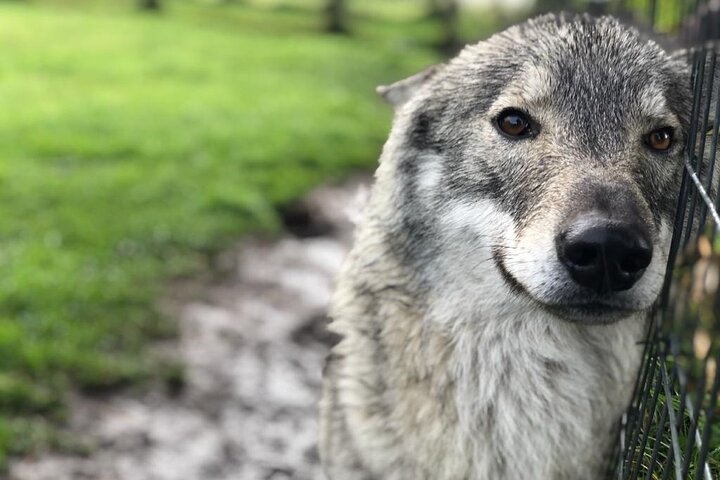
[0,0,461,466]
[0,0,713,475]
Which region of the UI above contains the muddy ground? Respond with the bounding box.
[9,178,368,480]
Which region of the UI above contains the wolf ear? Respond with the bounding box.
[670,48,691,64]
[671,48,720,126]
[671,48,720,203]
[670,47,720,99]
[376,64,443,109]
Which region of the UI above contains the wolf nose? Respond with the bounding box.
[557,223,653,293]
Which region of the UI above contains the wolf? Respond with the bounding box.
[319,13,704,480]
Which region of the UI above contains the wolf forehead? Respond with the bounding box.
[411,14,690,144]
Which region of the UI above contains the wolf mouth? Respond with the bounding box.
[491,247,640,323]
[541,302,637,324]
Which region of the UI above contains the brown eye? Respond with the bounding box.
[646,128,673,152]
[497,109,533,138]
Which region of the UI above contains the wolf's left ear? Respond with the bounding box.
[670,48,691,65]
[670,48,720,104]
[671,47,720,199]
[670,48,720,126]
[376,64,443,109]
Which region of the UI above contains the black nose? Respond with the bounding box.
[557,222,653,293]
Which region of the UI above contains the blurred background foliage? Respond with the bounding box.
[0,0,542,468]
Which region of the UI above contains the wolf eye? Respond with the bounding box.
[497,109,533,138]
[645,127,673,152]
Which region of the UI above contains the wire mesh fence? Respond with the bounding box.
[571,0,720,478]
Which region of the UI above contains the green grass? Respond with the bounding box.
[0,0,444,466]
[623,234,720,478]
[624,366,720,479]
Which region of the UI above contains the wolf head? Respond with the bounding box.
[374,14,699,325]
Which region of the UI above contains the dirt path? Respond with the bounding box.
[9,178,367,480]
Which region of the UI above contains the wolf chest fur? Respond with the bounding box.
[320,13,697,480]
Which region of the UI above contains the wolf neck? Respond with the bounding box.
[356,231,644,479]
[339,161,646,478]
[451,303,644,474]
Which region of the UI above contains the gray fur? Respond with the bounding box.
[320,14,700,480]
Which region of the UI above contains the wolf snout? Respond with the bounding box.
[556,218,653,294]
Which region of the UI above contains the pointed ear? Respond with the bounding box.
[376,64,443,109]
[671,47,720,120]
[670,47,720,88]
[669,47,720,126]
[671,47,720,206]
[670,48,691,64]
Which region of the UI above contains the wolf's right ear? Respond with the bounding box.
[376,64,443,109]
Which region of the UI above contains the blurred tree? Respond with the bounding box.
[139,0,161,11]
[427,0,443,18]
[535,0,609,15]
[434,0,459,53]
[534,0,569,14]
[587,0,610,15]
[326,0,347,34]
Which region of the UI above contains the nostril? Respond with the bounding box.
[618,247,652,275]
[565,243,599,268]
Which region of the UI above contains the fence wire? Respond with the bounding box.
[580,0,720,478]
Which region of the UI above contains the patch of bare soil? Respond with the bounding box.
[9,178,368,480]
